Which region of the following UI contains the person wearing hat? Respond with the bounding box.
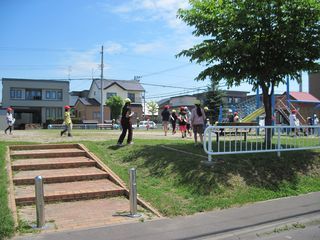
[5,107,15,135]
[117,98,134,146]
[161,105,170,136]
[178,106,188,138]
[233,112,240,122]
[184,106,192,137]
[190,100,206,146]
[170,109,178,134]
[61,105,73,137]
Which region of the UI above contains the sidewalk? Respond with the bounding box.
[14,192,320,240]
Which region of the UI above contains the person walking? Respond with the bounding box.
[185,106,192,137]
[190,100,206,146]
[289,109,299,136]
[178,107,188,138]
[117,98,134,146]
[161,105,170,136]
[170,109,178,134]
[60,105,73,137]
[4,107,15,135]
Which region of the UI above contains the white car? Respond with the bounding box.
[133,120,157,129]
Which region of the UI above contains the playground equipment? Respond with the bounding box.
[241,107,265,123]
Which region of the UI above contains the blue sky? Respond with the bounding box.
[0,0,309,102]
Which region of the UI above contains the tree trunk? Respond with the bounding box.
[261,86,273,148]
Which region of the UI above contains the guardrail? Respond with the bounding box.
[203,125,320,162]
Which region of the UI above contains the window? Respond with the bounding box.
[93,112,100,119]
[46,107,62,120]
[45,90,62,100]
[227,97,233,104]
[26,89,42,100]
[10,88,22,99]
[234,97,241,104]
[107,92,117,99]
[127,93,135,102]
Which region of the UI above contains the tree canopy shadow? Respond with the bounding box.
[117,141,319,195]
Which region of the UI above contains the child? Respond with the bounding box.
[170,109,177,134]
[61,105,73,137]
[178,107,188,138]
[5,107,15,135]
[146,118,150,131]
[161,105,170,136]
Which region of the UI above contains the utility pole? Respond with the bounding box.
[134,76,145,119]
[100,45,104,124]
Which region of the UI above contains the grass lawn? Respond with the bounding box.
[84,138,320,216]
[0,143,15,239]
[0,137,320,238]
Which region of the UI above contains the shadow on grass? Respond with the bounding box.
[116,141,319,195]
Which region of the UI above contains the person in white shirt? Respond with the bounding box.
[313,114,319,136]
[5,107,15,135]
[289,109,299,136]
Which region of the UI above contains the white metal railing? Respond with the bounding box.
[203,125,320,162]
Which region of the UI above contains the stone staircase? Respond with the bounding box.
[7,144,160,231]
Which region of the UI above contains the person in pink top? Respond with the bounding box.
[190,100,206,146]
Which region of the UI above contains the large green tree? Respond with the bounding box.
[106,95,123,120]
[177,0,320,143]
[147,101,159,121]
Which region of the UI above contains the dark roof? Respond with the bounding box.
[70,90,89,97]
[93,79,144,91]
[2,78,69,84]
[70,95,79,106]
[76,97,100,106]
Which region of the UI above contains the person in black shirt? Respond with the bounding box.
[161,105,170,136]
[117,98,134,146]
[170,109,178,134]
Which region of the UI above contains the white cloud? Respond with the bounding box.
[104,42,126,54]
[132,41,165,54]
[109,0,189,32]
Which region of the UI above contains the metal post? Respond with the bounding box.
[129,168,141,218]
[35,176,45,228]
[208,129,212,162]
[277,127,281,157]
[286,76,290,110]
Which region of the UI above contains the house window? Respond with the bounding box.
[93,112,100,119]
[45,90,62,100]
[46,107,62,120]
[234,97,241,104]
[127,93,135,102]
[107,92,117,99]
[227,97,233,104]
[25,89,42,100]
[10,88,22,99]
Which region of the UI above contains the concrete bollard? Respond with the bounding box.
[35,176,45,228]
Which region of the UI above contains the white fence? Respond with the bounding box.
[203,125,320,162]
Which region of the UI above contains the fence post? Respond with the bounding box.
[128,168,141,218]
[208,129,212,162]
[277,127,281,157]
[35,176,45,228]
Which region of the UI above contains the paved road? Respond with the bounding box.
[14,192,320,240]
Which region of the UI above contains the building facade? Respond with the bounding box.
[2,78,69,128]
[309,72,320,100]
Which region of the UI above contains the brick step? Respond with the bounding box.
[11,148,87,159]
[10,144,80,151]
[12,157,96,170]
[15,179,125,205]
[13,167,109,185]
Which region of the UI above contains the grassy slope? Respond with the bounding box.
[84,139,320,216]
[0,143,14,239]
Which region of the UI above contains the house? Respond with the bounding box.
[77,79,145,122]
[73,97,109,122]
[2,78,69,128]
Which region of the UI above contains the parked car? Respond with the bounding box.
[132,120,157,129]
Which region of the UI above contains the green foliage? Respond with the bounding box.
[147,101,159,120]
[106,95,124,120]
[0,145,15,239]
[204,83,225,122]
[177,0,320,128]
